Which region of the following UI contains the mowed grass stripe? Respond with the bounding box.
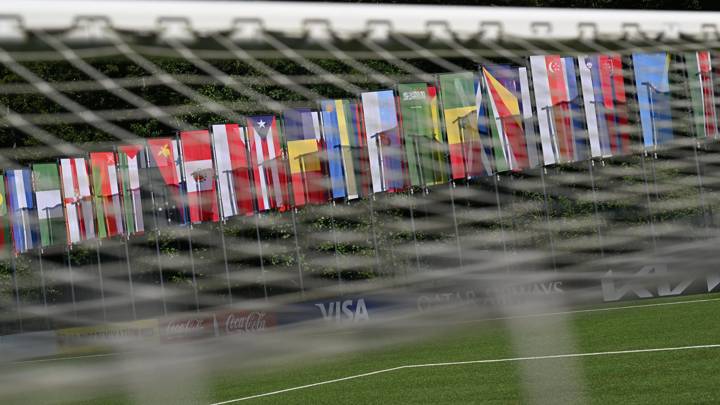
[212,344,720,404]
[207,293,720,404]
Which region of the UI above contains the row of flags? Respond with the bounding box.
[0,51,716,255]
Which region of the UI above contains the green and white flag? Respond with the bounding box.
[32,163,67,247]
[398,82,446,187]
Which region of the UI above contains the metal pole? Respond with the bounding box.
[254,213,269,301]
[144,147,168,316]
[66,247,77,320]
[123,237,137,320]
[539,166,558,272]
[36,249,49,329]
[290,207,305,297]
[11,253,23,332]
[95,240,107,322]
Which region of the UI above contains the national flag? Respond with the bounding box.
[361,89,405,193]
[437,72,490,179]
[117,145,146,234]
[6,169,38,253]
[481,65,530,172]
[210,123,254,218]
[247,115,290,212]
[427,85,450,183]
[32,163,66,247]
[320,99,368,200]
[147,137,187,226]
[685,51,718,139]
[179,130,219,224]
[579,54,632,158]
[283,108,326,206]
[530,55,588,164]
[59,158,96,244]
[0,174,11,256]
[632,52,673,147]
[89,152,125,238]
[398,82,447,187]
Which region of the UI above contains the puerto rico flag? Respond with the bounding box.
[210,123,254,218]
[59,158,96,244]
[6,169,38,254]
[247,115,290,212]
[530,55,588,165]
[361,90,406,193]
[90,152,124,238]
[283,108,326,207]
[179,130,219,224]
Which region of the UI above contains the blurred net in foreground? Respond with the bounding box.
[1,1,720,403]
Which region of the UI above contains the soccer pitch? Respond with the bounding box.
[7,293,720,404]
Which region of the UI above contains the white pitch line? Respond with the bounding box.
[10,352,121,365]
[210,343,720,404]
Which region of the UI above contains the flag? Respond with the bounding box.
[32,163,66,247]
[686,51,718,139]
[6,169,38,253]
[0,174,11,256]
[59,158,96,244]
[283,108,326,207]
[147,137,187,226]
[320,99,369,200]
[398,82,447,187]
[632,52,673,148]
[361,89,405,193]
[481,65,530,172]
[210,123,254,218]
[180,130,219,224]
[530,55,588,164]
[579,54,632,158]
[89,152,125,238]
[247,115,290,212]
[437,72,490,179]
[427,85,450,183]
[117,145,146,234]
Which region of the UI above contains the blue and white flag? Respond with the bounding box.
[6,169,38,253]
[360,90,405,193]
[632,52,673,148]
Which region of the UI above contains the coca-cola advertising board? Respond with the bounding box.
[216,311,276,335]
[160,315,216,342]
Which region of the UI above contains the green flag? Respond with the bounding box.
[32,163,67,247]
[398,83,446,187]
[0,174,11,256]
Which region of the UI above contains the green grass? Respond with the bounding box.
[5,293,720,404]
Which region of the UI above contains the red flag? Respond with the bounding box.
[247,116,290,212]
[180,130,219,224]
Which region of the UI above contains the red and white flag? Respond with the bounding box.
[210,124,254,218]
[89,152,124,238]
[247,116,289,212]
[180,130,219,224]
[59,158,96,243]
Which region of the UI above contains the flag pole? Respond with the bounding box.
[11,252,23,332]
[244,125,269,301]
[65,245,78,320]
[144,145,168,316]
[36,247,49,329]
[116,152,137,320]
[95,239,107,322]
[209,128,234,306]
[175,136,201,313]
